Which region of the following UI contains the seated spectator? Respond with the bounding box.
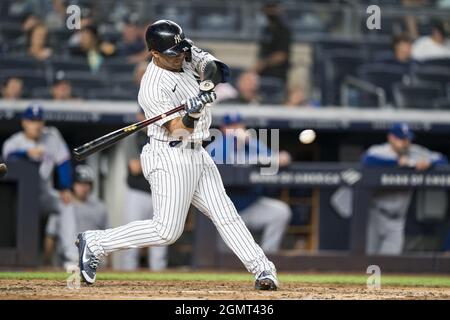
[412,20,450,61]
[1,77,24,100]
[51,71,74,100]
[207,114,292,254]
[115,15,148,63]
[378,34,414,71]
[28,23,53,62]
[70,25,112,72]
[45,165,109,268]
[221,71,261,105]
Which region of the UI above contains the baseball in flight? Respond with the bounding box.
[299,129,316,144]
[0,163,7,178]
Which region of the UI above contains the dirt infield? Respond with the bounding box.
[1,279,450,300]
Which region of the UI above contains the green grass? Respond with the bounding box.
[1,271,450,287]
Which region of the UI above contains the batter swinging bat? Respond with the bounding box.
[73,104,186,161]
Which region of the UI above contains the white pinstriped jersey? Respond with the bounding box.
[82,44,277,282]
[138,46,221,142]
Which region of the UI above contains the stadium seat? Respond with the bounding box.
[57,71,106,91]
[103,59,137,74]
[0,56,42,71]
[0,69,49,90]
[432,97,450,110]
[412,66,450,93]
[259,76,285,105]
[49,57,91,73]
[419,58,450,69]
[86,87,137,101]
[393,83,444,109]
[323,49,367,105]
[357,63,409,104]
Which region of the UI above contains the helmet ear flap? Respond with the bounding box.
[185,49,192,62]
[184,38,193,62]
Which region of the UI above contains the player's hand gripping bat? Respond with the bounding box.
[73,82,215,161]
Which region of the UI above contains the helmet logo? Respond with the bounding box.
[174,34,182,44]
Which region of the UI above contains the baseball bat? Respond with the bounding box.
[73,104,185,161]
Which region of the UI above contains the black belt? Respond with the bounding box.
[148,138,213,149]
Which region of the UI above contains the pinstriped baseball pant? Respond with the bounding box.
[85,139,276,277]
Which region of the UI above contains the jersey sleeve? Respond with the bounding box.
[190,45,230,83]
[138,86,182,127]
[50,127,71,165]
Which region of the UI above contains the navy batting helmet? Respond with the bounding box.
[74,165,95,184]
[145,20,192,56]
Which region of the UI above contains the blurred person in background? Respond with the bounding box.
[377,34,414,72]
[362,122,448,255]
[253,2,291,86]
[207,114,292,254]
[2,104,73,208]
[411,20,450,61]
[44,165,108,268]
[45,0,67,31]
[27,22,53,61]
[1,77,24,100]
[118,109,168,271]
[115,14,148,64]
[12,13,42,51]
[221,71,261,105]
[70,24,113,72]
[51,71,74,100]
[284,85,310,107]
[2,104,73,252]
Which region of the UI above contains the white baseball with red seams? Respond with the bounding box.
[83,46,277,281]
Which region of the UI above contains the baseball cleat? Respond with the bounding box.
[75,233,100,285]
[255,271,279,291]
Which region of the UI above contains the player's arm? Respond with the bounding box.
[190,45,230,86]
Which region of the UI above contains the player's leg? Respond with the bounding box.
[117,187,149,270]
[366,208,382,255]
[378,218,406,255]
[191,151,278,290]
[77,148,201,283]
[240,197,291,253]
[144,190,168,271]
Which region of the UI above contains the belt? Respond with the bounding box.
[169,140,201,149]
[148,138,213,150]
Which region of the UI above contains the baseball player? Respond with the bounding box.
[2,104,72,218]
[362,122,448,255]
[76,20,278,290]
